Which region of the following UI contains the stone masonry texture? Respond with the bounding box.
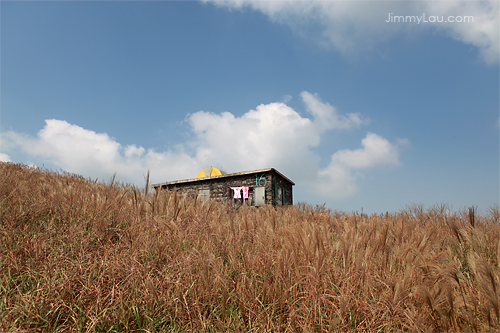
[153,169,293,207]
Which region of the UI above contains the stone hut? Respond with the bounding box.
[151,167,294,207]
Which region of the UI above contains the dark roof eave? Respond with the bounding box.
[151,168,295,187]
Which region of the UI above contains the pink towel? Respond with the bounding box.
[242,187,249,199]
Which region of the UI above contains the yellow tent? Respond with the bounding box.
[195,166,227,179]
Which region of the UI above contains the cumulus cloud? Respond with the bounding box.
[331,132,401,169]
[188,102,318,172]
[1,119,200,184]
[0,92,409,199]
[301,91,367,130]
[204,0,499,64]
[187,91,368,178]
[315,132,407,199]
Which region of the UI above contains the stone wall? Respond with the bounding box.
[271,171,293,206]
[156,169,293,206]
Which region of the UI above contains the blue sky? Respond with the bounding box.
[1,1,499,214]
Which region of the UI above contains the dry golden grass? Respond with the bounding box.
[1,162,499,332]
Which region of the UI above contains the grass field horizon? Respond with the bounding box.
[1,162,499,332]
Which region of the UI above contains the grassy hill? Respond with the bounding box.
[1,162,499,332]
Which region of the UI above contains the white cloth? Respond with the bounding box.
[231,187,242,199]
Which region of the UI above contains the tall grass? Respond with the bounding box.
[1,162,499,332]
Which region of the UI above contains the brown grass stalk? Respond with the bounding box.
[1,162,499,332]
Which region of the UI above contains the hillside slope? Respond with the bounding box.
[1,162,499,332]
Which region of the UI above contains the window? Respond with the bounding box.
[198,189,210,201]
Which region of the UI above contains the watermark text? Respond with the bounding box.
[386,13,474,24]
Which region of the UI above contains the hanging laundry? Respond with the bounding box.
[231,187,242,199]
[242,187,249,199]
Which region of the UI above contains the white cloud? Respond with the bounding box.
[0,92,409,199]
[301,91,368,130]
[282,94,292,103]
[205,0,499,64]
[331,132,401,169]
[314,132,405,199]
[1,119,200,184]
[188,100,318,172]
[186,91,369,179]
[0,153,12,162]
[421,1,499,64]
[124,144,146,158]
[316,161,359,199]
